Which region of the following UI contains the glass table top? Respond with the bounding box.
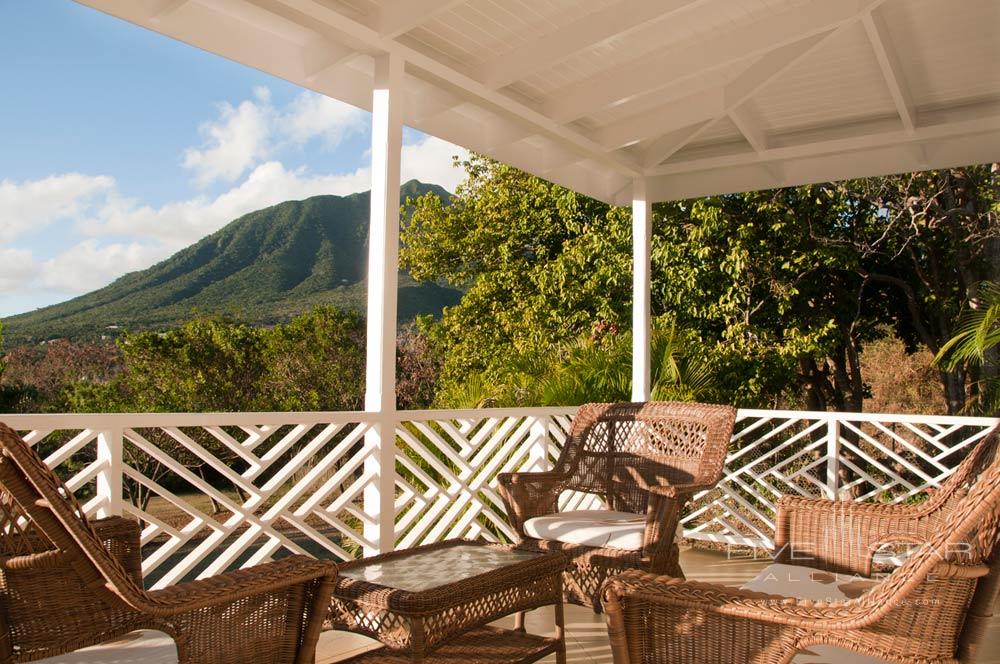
[340,544,542,592]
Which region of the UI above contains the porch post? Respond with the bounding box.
[363,53,404,555]
[631,177,652,402]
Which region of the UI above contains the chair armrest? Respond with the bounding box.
[137,555,337,664]
[141,554,337,615]
[91,516,143,584]
[601,568,892,664]
[774,495,925,576]
[606,567,882,628]
[496,471,568,537]
[642,482,716,573]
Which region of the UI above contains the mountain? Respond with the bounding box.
[2,180,460,345]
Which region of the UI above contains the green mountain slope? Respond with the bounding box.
[3,180,459,344]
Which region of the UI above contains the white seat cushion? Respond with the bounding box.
[37,630,177,663]
[522,510,646,550]
[743,564,888,664]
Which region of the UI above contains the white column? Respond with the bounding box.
[363,53,404,555]
[631,177,652,402]
[95,427,123,518]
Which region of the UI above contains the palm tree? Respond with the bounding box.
[935,281,1000,414]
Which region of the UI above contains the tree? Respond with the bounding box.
[935,281,1000,414]
[403,155,633,389]
[851,166,1000,412]
[262,306,365,411]
[405,156,881,409]
[434,325,718,408]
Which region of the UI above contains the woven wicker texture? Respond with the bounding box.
[498,401,736,609]
[329,539,566,659]
[602,424,1000,664]
[337,626,562,664]
[0,422,338,664]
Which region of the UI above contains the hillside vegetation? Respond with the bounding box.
[3,180,459,344]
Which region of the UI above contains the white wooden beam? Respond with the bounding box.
[261,0,641,176]
[544,0,884,123]
[302,39,356,82]
[376,0,467,38]
[363,53,404,555]
[648,100,1000,177]
[728,105,769,153]
[597,88,724,150]
[862,8,916,132]
[616,30,832,162]
[646,129,1000,202]
[723,30,832,108]
[148,0,190,22]
[639,121,713,168]
[480,0,701,90]
[631,177,652,402]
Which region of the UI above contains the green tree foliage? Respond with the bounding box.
[435,325,718,408]
[66,307,365,413]
[851,167,1000,413]
[1,181,459,346]
[936,282,1000,413]
[403,155,998,412]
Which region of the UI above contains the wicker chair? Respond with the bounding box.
[0,422,338,664]
[497,401,737,610]
[602,424,1000,664]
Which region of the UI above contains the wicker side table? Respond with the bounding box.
[328,539,567,663]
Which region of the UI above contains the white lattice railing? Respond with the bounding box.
[2,408,996,587]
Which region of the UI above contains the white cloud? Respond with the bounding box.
[180,88,367,187]
[0,173,114,242]
[80,161,373,246]
[0,248,37,293]
[280,92,367,148]
[181,95,273,187]
[402,135,469,194]
[39,240,171,294]
[2,89,468,302]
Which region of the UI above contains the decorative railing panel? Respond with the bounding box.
[394,408,572,548]
[681,411,999,549]
[2,408,996,587]
[7,413,373,589]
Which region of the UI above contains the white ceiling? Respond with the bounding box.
[77,0,1000,203]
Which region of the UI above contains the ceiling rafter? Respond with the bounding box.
[728,106,769,153]
[597,88,724,150]
[478,0,703,90]
[862,7,916,132]
[647,100,1000,178]
[302,39,356,82]
[375,0,468,39]
[638,121,714,169]
[251,0,639,175]
[542,0,886,124]
[629,29,834,167]
[149,0,190,21]
[644,128,1000,203]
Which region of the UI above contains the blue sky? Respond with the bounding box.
[0,0,466,317]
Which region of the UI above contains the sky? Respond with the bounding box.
[0,0,469,317]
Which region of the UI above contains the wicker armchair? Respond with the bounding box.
[497,401,736,609]
[602,424,1000,664]
[0,422,337,664]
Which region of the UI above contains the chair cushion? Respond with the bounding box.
[742,564,888,664]
[522,510,646,550]
[38,630,177,663]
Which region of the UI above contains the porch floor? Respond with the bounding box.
[43,547,1000,664]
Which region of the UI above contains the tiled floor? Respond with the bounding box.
[43,547,1000,663]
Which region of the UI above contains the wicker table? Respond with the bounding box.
[328,539,567,663]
